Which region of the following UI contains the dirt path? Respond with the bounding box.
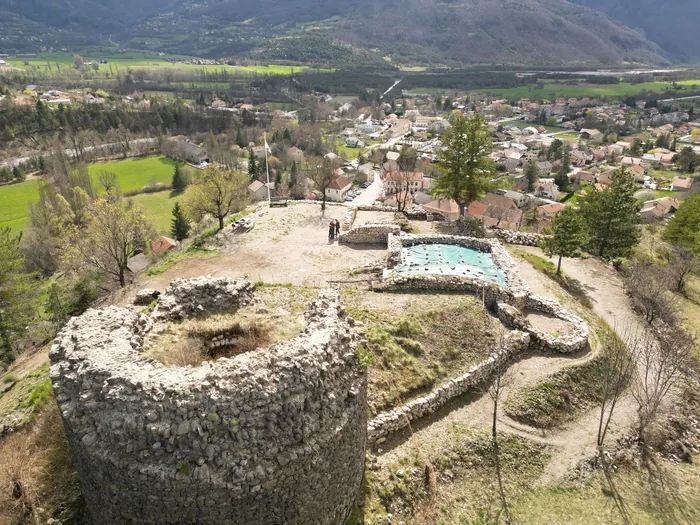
[376,247,647,484]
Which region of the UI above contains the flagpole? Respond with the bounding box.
[264,133,271,203]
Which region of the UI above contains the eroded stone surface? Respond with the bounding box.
[50,280,367,525]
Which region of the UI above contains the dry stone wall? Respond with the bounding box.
[338,223,401,245]
[50,282,367,525]
[367,331,531,444]
[153,277,254,321]
[494,229,549,247]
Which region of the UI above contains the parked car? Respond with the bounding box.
[360,182,370,189]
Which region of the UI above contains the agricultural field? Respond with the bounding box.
[0,179,41,233]
[5,53,328,77]
[0,156,193,233]
[87,156,189,193]
[468,79,700,100]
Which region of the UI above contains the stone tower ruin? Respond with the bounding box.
[50,278,367,525]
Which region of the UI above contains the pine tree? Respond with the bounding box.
[170,202,191,242]
[579,168,641,259]
[541,207,584,274]
[433,114,496,216]
[525,161,539,192]
[283,128,292,142]
[172,165,188,193]
[236,128,245,148]
[554,147,571,192]
[248,148,257,179]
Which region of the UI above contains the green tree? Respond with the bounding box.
[554,146,571,192]
[172,164,189,193]
[0,228,38,362]
[12,166,25,181]
[665,194,700,256]
[236,127,245,148]
[541,207,584,274]
[579,168,641,259]
[524,161,539,192]
[248,148,257,179]
[433,114,496,216]
[548,139,563,161]
[674,147,697,174]
[183,167,249,231]
[170,202,191,242]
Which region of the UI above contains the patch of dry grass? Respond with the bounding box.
[343,292,501,416]
[0,400,82,525]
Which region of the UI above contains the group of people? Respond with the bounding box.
[328,219,341,241]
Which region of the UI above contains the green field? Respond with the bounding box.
[6,53,329,77]
[129,190,183,234]
[468,79,700,99]
[0,156,193,233]
[0,179,41,233]
[87,156,188,193]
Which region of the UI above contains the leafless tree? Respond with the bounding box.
[596,324,638,449]
[633,327,691,442]
[623,258,676,324]
[666,246,699,296]
[487,333,516,525]
[98,170,119,195]
[396,146,418,212]
[307,157,337,213]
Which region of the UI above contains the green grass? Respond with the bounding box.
[512,249,593,309]
[88,156,190,194]
[0,362,52,429]
[0,179,41,233]
[128,190,184,233]
[6,53,328,77]
[0,156,192,234]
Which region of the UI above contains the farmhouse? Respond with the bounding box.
[326,176,353,202]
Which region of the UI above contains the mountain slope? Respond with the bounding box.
[570,0,700,61]
[0,0,672,66]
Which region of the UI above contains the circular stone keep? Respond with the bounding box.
[50,281,367,525]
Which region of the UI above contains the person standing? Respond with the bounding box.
[335,219,341,237]
[329,220,335,241]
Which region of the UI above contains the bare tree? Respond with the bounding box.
[396,146,418,212]
[487,333,516,525]
[63,199,154,287]
[596,325,638,449]
[307,157,337,213]
[98,171,119,195]
[623,258,676,324]
[633,328,691,442]
[666,246,698,296]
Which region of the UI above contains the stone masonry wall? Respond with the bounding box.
[493,229,549,247]
[338,223,401,245]
[367,331,531,444]
[50,284,367,525]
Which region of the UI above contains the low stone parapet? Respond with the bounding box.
[367,330,530,445]
[337,223,401,245]
[494,229,549,247]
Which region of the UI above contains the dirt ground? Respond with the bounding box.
[132,204,391,295]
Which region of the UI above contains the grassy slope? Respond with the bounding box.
[129,190,184,234]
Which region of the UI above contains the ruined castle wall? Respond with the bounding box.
[50,283,367,525]
[338,223,401,245]
[367,331,531,444]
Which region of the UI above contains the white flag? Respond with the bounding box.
[264,137,272,155]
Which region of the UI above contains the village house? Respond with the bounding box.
[536,161,554,175]
[534,179,561,201]
[151,236,178,256]
[640,197,682,222]
[580,129,603,143]
[326,176,353,202]
[384,170,425,195]
[248,180,268,201]
[424,199,461,221]
[671,176,693,192]
[171,140,209,165]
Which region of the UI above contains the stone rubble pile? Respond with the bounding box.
[133,288,161,306]
[152,277,254,321]
[51,280,367,525]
